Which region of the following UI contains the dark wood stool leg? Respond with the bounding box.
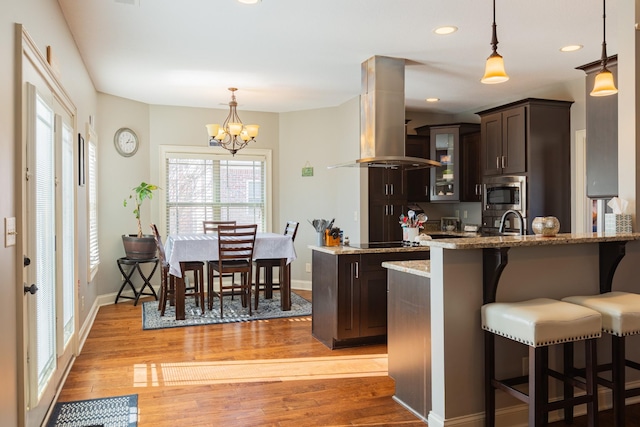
[564,342,575,424]
[585,338,599,427]
[484,331,496,427]
[612,335,626,427]
[530,346,548,427]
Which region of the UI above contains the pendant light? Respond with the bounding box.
[590,0,617,97]
[481,0,509,84]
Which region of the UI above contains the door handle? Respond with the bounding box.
[24,283,38,295]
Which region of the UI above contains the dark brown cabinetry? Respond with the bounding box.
[369,168,406,242]
[387,268,431,421]
[477,99,573,232]
[311,249,429,349]
[460,131,482,202]
[577,56,618,198]
[480,106,526,176]
[405,134,430,202]
[414,123,480,203]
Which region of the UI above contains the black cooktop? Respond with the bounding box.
[348,241,418,249]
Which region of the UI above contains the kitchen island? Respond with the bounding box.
[310,244,430,349]
[383,232,640,427]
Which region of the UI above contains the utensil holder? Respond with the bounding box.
[316,231,325,246]
[402,227,419,242]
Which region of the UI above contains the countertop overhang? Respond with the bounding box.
[308,244,430,255]
[420,232,640,249]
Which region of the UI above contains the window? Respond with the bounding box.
[87,128,100,279]
[161,147,271,235]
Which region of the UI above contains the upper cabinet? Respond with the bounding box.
[415,123,480,203]
[576,56,618,199]
[405,134,430,202]
[479,106,526,176]
[477,98,574,231]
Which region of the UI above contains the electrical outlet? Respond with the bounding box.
[305,263,312,273]
[354,211,358,221]
[522,357,529,376]
[81,296,85,310]
[463,210,468,219]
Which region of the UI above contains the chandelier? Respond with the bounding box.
[206,88,259,155]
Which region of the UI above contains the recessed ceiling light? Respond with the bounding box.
[433,26,458,35]
[560,44,583,52]
[237,0,261,4]
[426,98,440,103]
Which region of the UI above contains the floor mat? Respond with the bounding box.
[47,394,137,427]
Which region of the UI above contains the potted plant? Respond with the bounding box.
[122,181,160,259]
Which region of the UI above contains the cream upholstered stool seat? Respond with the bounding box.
[563,291,640,427]
[482,298,602,427]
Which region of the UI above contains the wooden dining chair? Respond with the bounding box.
[253,221,298,309]
[151,224,205,316]
[203,220,237,299]
[208,224,258,318]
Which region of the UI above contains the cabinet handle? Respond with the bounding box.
[425,186,429,196]
[390,205,394,216]
[496,156,500,170]
[354,261,359,279]
[389,183,394,195]
[384,204,388,216]
[501,156,506,169]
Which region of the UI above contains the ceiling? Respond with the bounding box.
[57,0,618,115]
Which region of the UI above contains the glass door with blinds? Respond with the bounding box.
[24,83,76,426]
[163,149,270,235]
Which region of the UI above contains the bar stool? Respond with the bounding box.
[563,291,640,426]
[482,298,602,427]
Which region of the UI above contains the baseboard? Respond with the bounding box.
[292,279,311,291]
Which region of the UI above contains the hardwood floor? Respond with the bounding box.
[58,290,640,426]
[57,290,425,426]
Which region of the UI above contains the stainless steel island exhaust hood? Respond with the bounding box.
[329,55,440,170]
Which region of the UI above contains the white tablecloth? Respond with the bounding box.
[165,233,297,277]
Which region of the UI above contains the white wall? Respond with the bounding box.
[2,0,98,424]
[279,97,362,283]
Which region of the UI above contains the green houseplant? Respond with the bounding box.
[122,182,160,259]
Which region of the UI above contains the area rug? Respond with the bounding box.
[142,292,311,330]
[46,394,137,427]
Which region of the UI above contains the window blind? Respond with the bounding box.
[88,138,100,278]
[165,153,266,234]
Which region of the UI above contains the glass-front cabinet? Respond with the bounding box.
[430,127,459,202]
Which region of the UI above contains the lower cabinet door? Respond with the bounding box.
[336,254,361,340]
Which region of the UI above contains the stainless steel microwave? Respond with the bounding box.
[482,175,527,214]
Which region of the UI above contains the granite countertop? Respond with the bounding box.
[422,232,640,249]
[382,260,431,278]
[308,244,430,255]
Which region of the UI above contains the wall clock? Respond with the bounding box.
[114,127,139,157]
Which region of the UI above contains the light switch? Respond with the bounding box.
[5,217,16,247]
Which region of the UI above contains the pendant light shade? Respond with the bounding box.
[591,68,617,96]
[481,0,509,84]
[591,0,617,97]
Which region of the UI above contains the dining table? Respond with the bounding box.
[164,232,297,320]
